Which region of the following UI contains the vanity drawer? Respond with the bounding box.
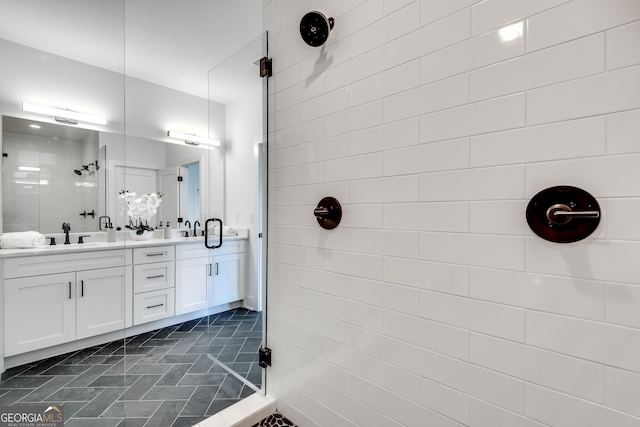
[133,261,175,293]
[133,288,175,325]
[133,246,174,264]
[3,250,128,279]
[176,243,209,259]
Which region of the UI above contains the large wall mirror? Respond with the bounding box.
[2,115,213,234]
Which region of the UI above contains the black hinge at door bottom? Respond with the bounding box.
[259,347,272,368]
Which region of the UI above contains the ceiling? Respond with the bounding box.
[0,0,263,102]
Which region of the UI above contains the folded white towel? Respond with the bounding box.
[209,224,238,236]
[223,225,237,236]
[1,231,46,249]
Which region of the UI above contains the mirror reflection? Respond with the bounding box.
[2,115,208,234]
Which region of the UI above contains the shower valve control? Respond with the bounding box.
[314,196,342,230]
[526,186,601,243]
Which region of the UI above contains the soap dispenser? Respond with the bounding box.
[107,223,116,242]
[164,221,172,239]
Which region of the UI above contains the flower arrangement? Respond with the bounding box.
[118,190,163,234]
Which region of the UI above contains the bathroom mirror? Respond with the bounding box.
[1,115,212,234]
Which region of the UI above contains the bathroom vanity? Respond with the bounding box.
[0,234,246,372]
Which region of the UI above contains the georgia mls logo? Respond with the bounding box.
[0,405,64,427]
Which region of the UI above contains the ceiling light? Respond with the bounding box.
[167,130,221,147]
[29,124,41,129]
[22,102,108,125]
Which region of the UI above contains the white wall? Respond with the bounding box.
[265,1,640,426]
[225,88,263,310]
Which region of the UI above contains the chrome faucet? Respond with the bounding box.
[184,220,191,237]
[193,220,200,237]
[62,223,71,245]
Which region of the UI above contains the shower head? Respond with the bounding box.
[74,169,82,175]
[300,11,334,47]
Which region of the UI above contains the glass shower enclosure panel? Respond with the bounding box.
[205,31,269,396]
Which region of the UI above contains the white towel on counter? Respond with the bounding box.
[1,231,46,249]
[209,224,238,236]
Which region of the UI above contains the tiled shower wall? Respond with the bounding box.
[264,1,640,426]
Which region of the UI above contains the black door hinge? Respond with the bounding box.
[260,57,272,78]
[177,176,183,182]
[259,347,271,368]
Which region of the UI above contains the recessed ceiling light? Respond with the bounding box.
[29,124,41,129]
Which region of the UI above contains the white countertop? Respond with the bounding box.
[0,234,247,258]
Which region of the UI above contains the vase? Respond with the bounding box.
[129,230,154,241]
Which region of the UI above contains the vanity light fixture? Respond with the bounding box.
[167,130,221,147]
[22,102,108,125]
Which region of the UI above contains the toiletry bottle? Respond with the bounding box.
[165,221,172,239]
[107,224,116,242]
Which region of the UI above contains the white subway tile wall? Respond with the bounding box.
[265,0,640,426]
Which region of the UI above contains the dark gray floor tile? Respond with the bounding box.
[0,388,34,405]
[137,347,171,363]
[188,355,215,374]
[60,346,103,364]
[121,375,162,401]
[19,375,75,402]
[185,345,224,356]
[64,417,122,427]
[167,339,198,355]
[240,385,256,399]
[103,400,160,418]
[75,387,126,418]
[228,362,251,375]
[215,375,243,399]
[0,364,36,382]
[157,354,200,364]
[89,374,140,387]
[94,341,125,356]
[82,355,124,365]
[217,346,242,363]
[48,386,105,402]
[236,353,258,363]
[169,332,204,340]
[177,373,226,386]
[156,364,191,387]
[116,418,147,427]
[179,385,219,417]
[206,398,239,416]
[172,416,208,427]
[42,364,92,376]
[142,386,196,401]
[143,339,179,347]
[144,400,185,427]
[125,363,172,376]
[66,364,113,387]
[0,375,52,389]
[60,401,90,419]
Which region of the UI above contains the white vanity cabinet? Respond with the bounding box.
[209,251,245,306]
[3,250,131,357]
[132,246,175,325]
[175,244,209,315]
[175,240,245,314]
[5,273,75,356]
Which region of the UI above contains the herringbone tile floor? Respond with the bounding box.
[0,308,263,427]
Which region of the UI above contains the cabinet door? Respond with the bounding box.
[4,273,75,356]
[76,267,132,340]
[209,253,245,307]
[175,257,209,315]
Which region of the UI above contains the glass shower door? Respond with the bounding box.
[200,30,269,403]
